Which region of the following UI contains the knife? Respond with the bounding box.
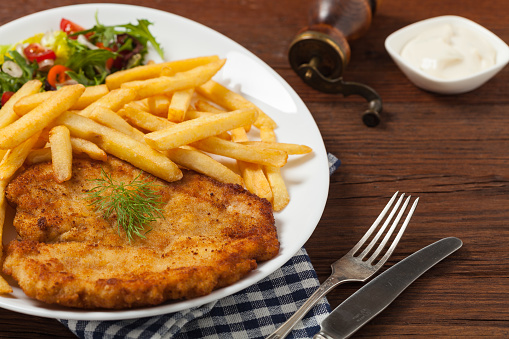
[314,237,463,339]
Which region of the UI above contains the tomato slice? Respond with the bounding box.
[60,18,85,34]
[23,43,57,63]
[60,18,89,39]
[47,65,71,88]
[1,91,14,106]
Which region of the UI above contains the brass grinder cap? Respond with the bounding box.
[288,30,350,90]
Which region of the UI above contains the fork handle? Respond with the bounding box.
[266,274,348,339]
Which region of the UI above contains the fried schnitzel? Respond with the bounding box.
[2,156,279,309]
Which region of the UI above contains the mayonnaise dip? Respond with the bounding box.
[400,24,497,80]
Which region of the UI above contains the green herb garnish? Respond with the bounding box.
[86,169,164,242]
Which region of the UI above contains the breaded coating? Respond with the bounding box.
[3,157,279,309]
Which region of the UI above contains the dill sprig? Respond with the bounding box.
[85,168,164,242]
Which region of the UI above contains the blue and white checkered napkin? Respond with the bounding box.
[60,153,341,339]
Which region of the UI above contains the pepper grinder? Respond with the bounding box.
[289,0,382,127]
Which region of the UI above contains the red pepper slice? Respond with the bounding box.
[95,42,109,50]
[95,42,115,69]
[1,91,14,106]
[23,43,57,63]
[47,65,71,88]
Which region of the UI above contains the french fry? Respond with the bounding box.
[229,126,272,201]
[79,88,136,118]
[191,136,288,167]
[13,84,109,116]
[12,91,53,116]
[184,111,231,140]
[0,276,11,295]
[194,95,252,132]
[123,95,232,146]
[260,126,290,211]
[49,126,73,183]
[122,103,175,132]
[70,137,107,161]
[167,88,194,122]
[122,105,273,187]
[0,84,85,150]
[112,104,242,184]
[71,84,110,110]
[197,80,277,129]
[26,147,51,164]
[0,150,7,162]
[125,104,233,148]
[0,132,41,180]
[147,95,171,117]
[89,107,145,142]
[186,103,232,139]
[165,147,243,186]
[106,55,220,90]
[55,112,182,182]
[132,99,151,112]
[144,108,257,151]
[194,99,225,113]
[0,179,12,295]
[237,160,273,201]
[230,127,249,141]
[259,126,277,142]
[159,67,175,77]
[121,59,226,99]
[263,164,289,211]
[238,141,312,155]
[117,99,150,119]
[184,110,214,120]
[122,105,242,184]
[26,138,108,164]
[0,80,42,129]
[32,128,51,148]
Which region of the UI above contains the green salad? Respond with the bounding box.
[0,15,163,107]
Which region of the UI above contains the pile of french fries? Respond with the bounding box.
[0,55,312,294]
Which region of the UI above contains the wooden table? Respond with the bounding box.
[1,0,508,337]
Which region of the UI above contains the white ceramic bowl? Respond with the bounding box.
[385,15,509,94]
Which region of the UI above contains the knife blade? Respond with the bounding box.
[314,237,463,339]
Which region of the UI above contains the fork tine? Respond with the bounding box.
[357,193,405,259]
[366,195,411,263]
[348,191,399,255]
[372,197,419,268]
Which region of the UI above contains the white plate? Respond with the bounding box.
[0,4,329,321]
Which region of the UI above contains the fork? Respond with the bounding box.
[266,192,419,339]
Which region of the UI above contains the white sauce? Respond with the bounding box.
[400,24,497,80]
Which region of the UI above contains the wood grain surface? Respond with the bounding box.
[1,0,508,337]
